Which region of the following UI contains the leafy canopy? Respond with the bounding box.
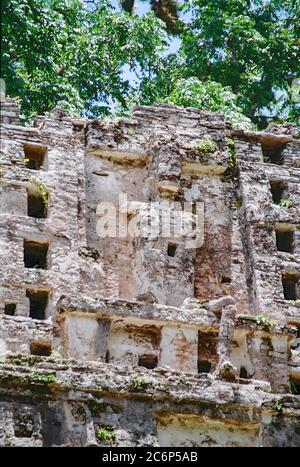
[164,78,255,129]
[1,0,168,118]
[1,0,299,127]
[177,0,300,124]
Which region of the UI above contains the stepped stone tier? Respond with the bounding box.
[0,97,300,447]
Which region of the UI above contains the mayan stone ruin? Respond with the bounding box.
[0,96,300,447]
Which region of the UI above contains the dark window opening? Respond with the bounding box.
[14,414,34,438]
[282,275,298,301]
[30,341,52,356]
[24,239,48,269]
[239,367,249,379]
[262,139,287,165]
[26,289,49,320]
[221,275,231,284]
[276,229,294,253]
[27,191,47,218]
[4,303,16,316]
[167,243,177,257]
[24,143,47,170]
[138,354,158,369]
[198,331,218,373]
[105,350,110,363]
[270,181,286,204]
[290,378,300,395]
[198,360,212,374]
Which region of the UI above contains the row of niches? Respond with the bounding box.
[3,401,298,447]
[18,137,294,176]
[0,318,254,381]
[22,229,300,302]
[3,225,298,323]
[20,135,295,169]
[65,321,222,377]
[5,276,297,322]
[2,314,300,394]
[5,143,297,223]
[22,157,296,224]
[61,316,300,390]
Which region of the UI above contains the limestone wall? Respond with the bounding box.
[0,99,300,446]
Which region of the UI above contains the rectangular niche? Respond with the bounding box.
[198,331,218,374]
[282,274,299,301]
[138,354,158,369]
[167,243,177,257]
[24,239,49,269]
[270,181,286,204]
[13,407,36,439]
[262,138,287,165]
[26,289,49,320]
[24,143,47,170]
[30,341,52,356]
[27,188,47,218]
[4,303,16,316]
[275,226,294,253]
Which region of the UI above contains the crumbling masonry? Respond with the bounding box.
[0,97,300,446]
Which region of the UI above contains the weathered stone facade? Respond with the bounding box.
[0,97,299,447]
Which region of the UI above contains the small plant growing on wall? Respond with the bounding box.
[290,379,298,395]
[95,425,116,444]
[31,372,56,385]
[89,400,105,416]
[232,197,242,209]
[30,178,49,207]
[193,138,217,155]
[273,397,284,414]
[256,312,277,331]
[227,137,237,167]
[278,197,292,208]
[129,375,151,392]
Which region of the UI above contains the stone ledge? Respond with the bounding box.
[230,129,299,144]
[0,314,54,329]
[56,295,220,329]
[57,295,299,338]
[236,314,297,337]
[3,355,299,412]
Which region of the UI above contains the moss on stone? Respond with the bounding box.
[31,372,56,385]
